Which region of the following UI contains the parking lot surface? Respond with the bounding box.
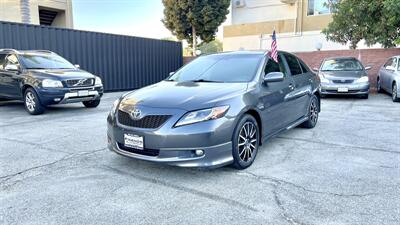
[1,92,399,225]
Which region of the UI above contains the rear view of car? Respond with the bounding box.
[315,57,371,98]
[0,49,103,115]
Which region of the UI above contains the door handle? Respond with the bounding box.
[289,84,295,90]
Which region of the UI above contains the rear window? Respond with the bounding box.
[168,54,263,83]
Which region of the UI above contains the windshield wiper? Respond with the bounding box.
[189,79,222,83]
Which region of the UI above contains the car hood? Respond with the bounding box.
[29,69,95,80]
[320,70,366,80]
[120,81,248,110]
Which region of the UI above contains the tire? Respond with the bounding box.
[377,78,383,93]
[392,83,399,102]
[83,99,101,108]
[231,114,260,170]
[24,88,45,115]
[301,95,319,129]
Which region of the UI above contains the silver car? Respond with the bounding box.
[315,57,371,99]
[377,56,400,102]
[107,51,320,169]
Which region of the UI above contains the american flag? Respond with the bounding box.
[270,30,278,63]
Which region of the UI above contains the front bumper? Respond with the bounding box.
[37,85,104,105]
[106,108,236,168]
[320,82,369,95]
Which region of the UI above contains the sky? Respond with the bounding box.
[72,0,229,41]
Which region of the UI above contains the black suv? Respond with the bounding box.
[0,49,103,115]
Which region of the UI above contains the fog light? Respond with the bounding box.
[54,98,61,102]
[195,149,204,156]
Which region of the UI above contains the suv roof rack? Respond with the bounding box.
[0,48,20,54]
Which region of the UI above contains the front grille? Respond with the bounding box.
[117,110,171,129]
[332,79,354,84]
[117,142,160,156]
[65,78,94,87]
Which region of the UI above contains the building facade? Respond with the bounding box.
[223,0,377,52]
[0,0,73,28]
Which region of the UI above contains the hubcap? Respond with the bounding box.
[393,86,398,100]
[25,92,36,112]
[310,99,318,124]
[238,122,257,162]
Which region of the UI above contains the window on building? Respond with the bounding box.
[307,0,337,16]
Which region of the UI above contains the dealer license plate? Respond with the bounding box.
[337,87,349,93]
[124,134,144,150]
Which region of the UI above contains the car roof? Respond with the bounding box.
[0,49,54,55]
[203,50,294,57]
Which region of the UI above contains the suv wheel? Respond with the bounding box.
[24,88,45,115]
[83,99,101,108]
[231,114,260,170]
[393,83,399,102]
[301,95,319,128]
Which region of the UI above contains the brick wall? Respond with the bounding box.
[295,48,400,90]
[184,48,400,90]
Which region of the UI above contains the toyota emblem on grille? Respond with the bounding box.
[130,108,142,120]
[73,79,87,86]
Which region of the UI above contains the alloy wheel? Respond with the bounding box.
[237,122,258,162]
[310,98,318,125]
[25,91,36,112]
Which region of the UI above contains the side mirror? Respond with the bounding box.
[263,72,284,83]
[169,71,175,76]
[4,64,19,72]
[313,67,319,73]
[74,64,80,69]
[365,66,372,71]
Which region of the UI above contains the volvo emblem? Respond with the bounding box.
[73,79,87,86]
[130,108,142,120]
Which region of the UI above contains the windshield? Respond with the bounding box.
[19,53,76,69]
[167,54,263,83]
[321,58,363,71]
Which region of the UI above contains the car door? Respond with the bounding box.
[0,54,23,99]
[282,53,310,122]
[259,54,296,137]
[382,58,396,91]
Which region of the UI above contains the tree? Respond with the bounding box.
[162,0,230,55]
[198,39,223,54]
[322,0,400,49]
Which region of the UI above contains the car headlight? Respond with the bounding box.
[42,79,63,88]
[319,75,330,83]
[175,106,230,127]
[95,76,102,86]
[355,76,369,83]
[110,98,121,117]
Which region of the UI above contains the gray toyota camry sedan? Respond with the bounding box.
[107,51,321,169]
[315,57,371,98]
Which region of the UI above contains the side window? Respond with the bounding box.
[264,55,287,76]
[299,59,310,73]
[284,54,302,76]
[397,59,400,71]
[0,54,6,70]
[5,54,20,67]
[384,58,394,69]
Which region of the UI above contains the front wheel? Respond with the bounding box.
[24,88,45,115]
[377,78,383,93]
[301,95,319,128]
[83,99,101,108]
[231,114,260,170]
[393,83,399,102]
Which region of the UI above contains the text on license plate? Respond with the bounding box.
[338,87,349,93]
[124,134,144,150]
